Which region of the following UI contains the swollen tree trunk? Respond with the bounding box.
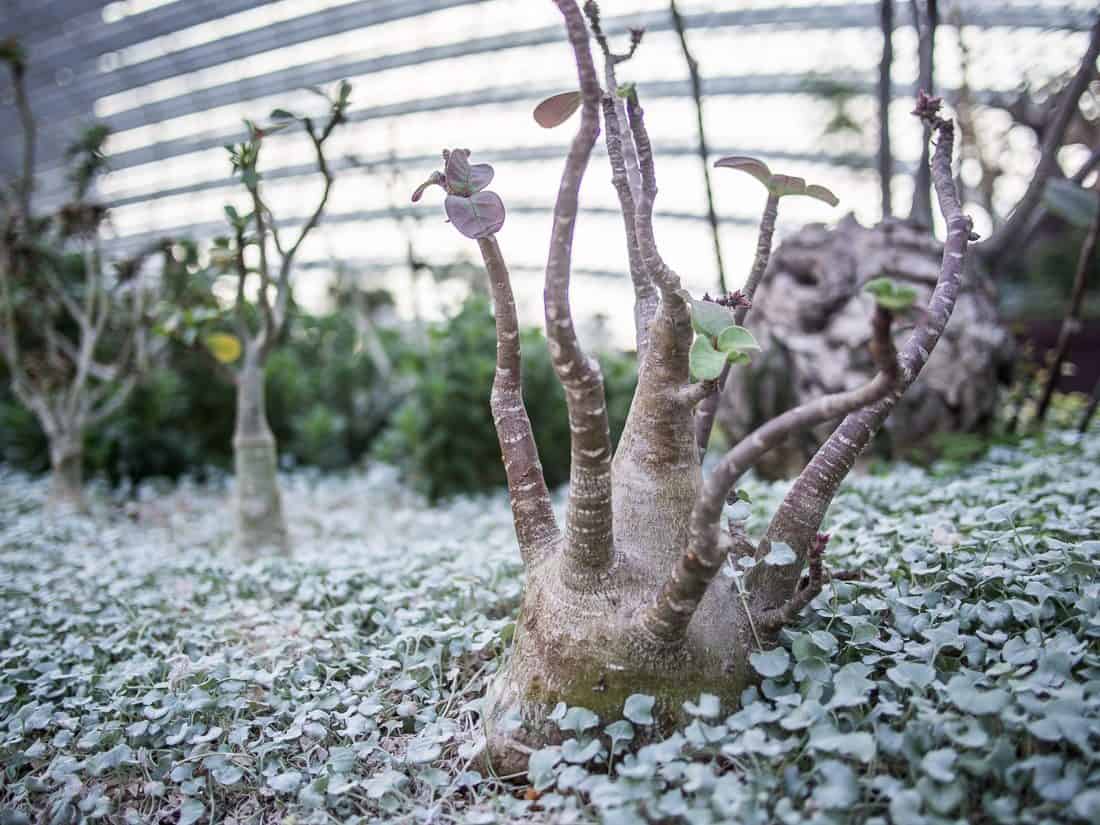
[47,432,85,511]
[420,1,968,777]
[233,356,288,557]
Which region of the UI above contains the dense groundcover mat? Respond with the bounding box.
[1,433,1099,824]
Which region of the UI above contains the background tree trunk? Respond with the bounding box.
[47,433,84,511]
[233,356,289,557]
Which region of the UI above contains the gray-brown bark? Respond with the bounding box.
[47,435,84,511]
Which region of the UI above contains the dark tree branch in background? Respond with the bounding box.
[1033,191,1100,430]
[669,0,727,294]
[878,0,894,218]
[908,0,937,227]
[981,17,1100,266]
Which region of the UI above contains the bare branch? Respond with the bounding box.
[1033,190,1099,429]
[981,17,1100,265]
[600,94,657,360]
[478,235,561,563]
[549,0,615,572]
[908,0,938,228]
[878,0,894,218]
[643,367,894,642]
[669,0,726,294]
[756,94,972,606]
[6,51,35,221]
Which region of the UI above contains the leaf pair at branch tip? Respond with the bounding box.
[714,156,839,206]
[411,149,505,239]
[682,291,761,380]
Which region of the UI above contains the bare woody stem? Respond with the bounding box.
[643,309,898,642]
[8,58,35,221]
[908,0,937,227]
[669,0,727,294]
[1032,192,1099,430]
[758,99,971,606]
[477,235,561,564]
[878,0,894,218]
[981,17,1100,266]
[600,95,657,360]
[693,192,781,457]
[549,0,614,571]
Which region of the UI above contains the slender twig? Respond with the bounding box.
[1032,192,1100,430]
[878,0,894,218]
[908,0,937,227]
[669,0,726,293]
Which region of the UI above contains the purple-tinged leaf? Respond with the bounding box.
[445,191,506,239]
[804,184,840,207]
[411,171,445,202]
[442,148,493,195]
[465,163,494,194]
[769,174,808,198]
[533,91,582,129]
[714,156,772,187]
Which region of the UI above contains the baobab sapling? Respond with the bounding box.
[204,84,350,556]
[0,41,169,510]
[414,1,972,774]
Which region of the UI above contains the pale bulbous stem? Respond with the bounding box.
[233,357,288,558]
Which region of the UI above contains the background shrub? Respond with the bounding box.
[374,295,638,500]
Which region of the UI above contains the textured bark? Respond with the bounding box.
[718,216,1009,476]
[47,435,85,512]
[547,0,614,573]
[478,236,559,562]
[1033,196,1099,429]
[233,358,289,558]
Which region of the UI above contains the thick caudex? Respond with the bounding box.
[413,0,973,775]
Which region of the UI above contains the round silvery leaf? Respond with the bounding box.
[444,191,506,239]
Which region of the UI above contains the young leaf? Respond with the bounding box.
[690,336,727,381]
[769,174,808,198]
[864,277,918,312]
[716,325,760,353]
[687,297,736,338]
[714,156,772,187]
[533,91,583,128]
[204,333,242,364]
[804,183,840,207]
[444,191,506,239]
[270,108,296,121]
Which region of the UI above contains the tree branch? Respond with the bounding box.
[878,0,894,218]
[981,17,1100,265]
[549,0,615,572]
[478,235,561,564]
[600,93,657,361]
[642,318,896,643]
[669,0,726,294]
[1032,191,1099,429]
[908,0,937,228]
[755,94,972,607]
